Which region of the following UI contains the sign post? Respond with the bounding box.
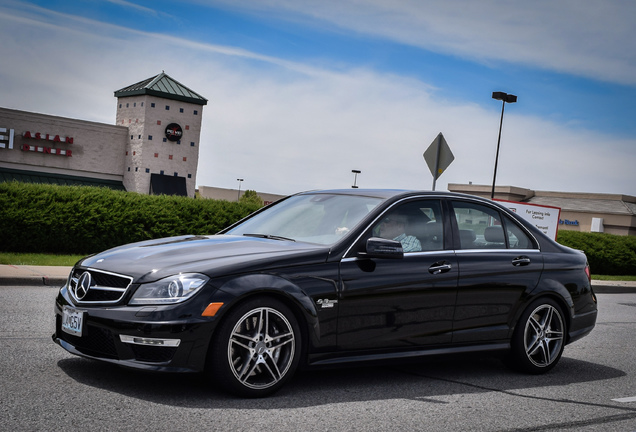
[423,132,454,191]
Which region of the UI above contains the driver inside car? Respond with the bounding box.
[377,213,422,252]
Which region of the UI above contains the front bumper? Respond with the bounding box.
[52,285,219,373]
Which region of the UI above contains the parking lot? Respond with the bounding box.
[1,285,635,431]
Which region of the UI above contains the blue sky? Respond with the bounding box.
[1,0,635,195]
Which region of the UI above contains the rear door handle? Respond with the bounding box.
[429,261,452,274]
[512,256,531,266]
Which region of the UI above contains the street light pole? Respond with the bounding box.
[351,170,361,188]
[491,92,517,199]
[237,178,244,201]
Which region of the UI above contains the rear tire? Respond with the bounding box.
[208,297,301,397]
[509,298,566,374]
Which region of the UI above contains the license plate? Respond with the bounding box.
[62,306,85,337]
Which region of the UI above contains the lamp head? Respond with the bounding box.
[492,92,517,103]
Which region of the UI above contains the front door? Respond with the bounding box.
[337,199,458,350]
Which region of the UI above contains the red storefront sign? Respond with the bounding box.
[23,131,74,144]
[20,130,74,157]
[21,144,72,157]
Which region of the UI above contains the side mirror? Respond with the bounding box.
[362,237,404,259]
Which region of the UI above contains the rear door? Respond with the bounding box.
[450,199,544,343]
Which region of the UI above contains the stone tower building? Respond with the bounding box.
[114,72,207,197]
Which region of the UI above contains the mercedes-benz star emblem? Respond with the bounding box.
[75,271,93,300]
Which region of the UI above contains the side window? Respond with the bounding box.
[452,201,536,250]
[372,200,444,252]
[503,215,536,249]
[452,201,505,249]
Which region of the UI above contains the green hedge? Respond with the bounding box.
[2,182,635,275]
[557,231,636,276]
[0,182,262,255]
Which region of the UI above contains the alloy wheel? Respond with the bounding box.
[523,304,565,368]
[227,306,296,390]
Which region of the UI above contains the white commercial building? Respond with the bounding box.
[0,72,207,197]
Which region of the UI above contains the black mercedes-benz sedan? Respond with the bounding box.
[53,190,597,397]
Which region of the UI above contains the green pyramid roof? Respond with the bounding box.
[114,72,207,106]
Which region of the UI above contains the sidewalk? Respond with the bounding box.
[0,264,71,287]
[0,264,635,293]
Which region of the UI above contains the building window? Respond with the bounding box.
[126,151,128,156]
[141,102,144,107]
[138,135,141,139]
[127,167,130,171]
[190,142,195,147]
[160,170,164,175]
[194,110,198,115]
[177,140,181,145]
[179,108,184,113]
[119,104,122,108]
[145,168,150,173]
[126,103,129,108]
[157,120,161,125]
[163,138,167,142]
[154,153,158,158]
[185,125,190,130]
[133,102,136,107]
[183,157,187,161]
[135,167,139,172]
[174,172,178,176]
[169,155,173,160]
[130,135,133,140]
[188,174,192,179]
[148,135,153,140]
[151,103,155,108]
[133,151,136,155]
[165,105,170,110]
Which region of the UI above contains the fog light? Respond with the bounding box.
[120,335,181,347]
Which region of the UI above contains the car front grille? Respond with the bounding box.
[57,315,118,359]
[68,268,133,305]
[129,345,178,363]
[56,316,178,364]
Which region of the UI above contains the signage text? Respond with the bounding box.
[23,131,74,144]
[22,144,72,157]
[0,128,14,149]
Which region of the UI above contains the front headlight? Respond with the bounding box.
[129,274,209,305]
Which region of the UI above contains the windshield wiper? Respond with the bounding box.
[243,233,296,242]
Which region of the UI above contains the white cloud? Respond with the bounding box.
[0,2,633,196]
[205,0,636,86]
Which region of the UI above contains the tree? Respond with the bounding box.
[240,190,264,207]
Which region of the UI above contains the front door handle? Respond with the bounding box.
[512,256,531,266]
[429,261,452,274]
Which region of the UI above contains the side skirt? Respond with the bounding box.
[307,342,510,367]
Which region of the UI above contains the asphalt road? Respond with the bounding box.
[1,286,635,432]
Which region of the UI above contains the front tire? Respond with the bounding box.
[209,297,301,397]
[510,298,566,374]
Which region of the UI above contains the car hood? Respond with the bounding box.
[78,235,331,283]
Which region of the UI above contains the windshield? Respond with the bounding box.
[226,193,384,245]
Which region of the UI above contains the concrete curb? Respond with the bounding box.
[591,281,636,294]
[0,265,71,287]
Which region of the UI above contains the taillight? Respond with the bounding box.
[585,263,597,303]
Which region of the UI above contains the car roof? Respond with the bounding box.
[296,188,484,201]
